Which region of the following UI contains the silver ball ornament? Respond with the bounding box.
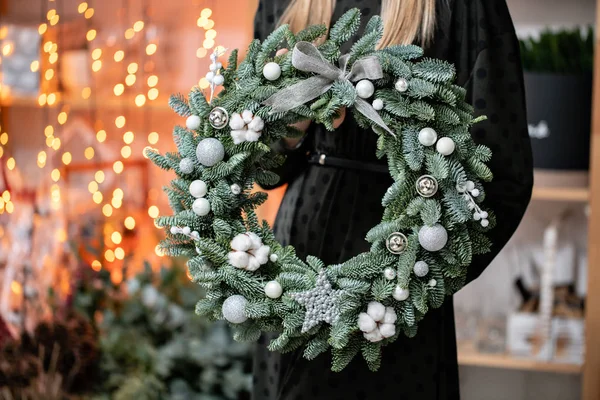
[189,180,208,198]
[393,285,410,301]
[196,138,225,167]
[413,261,429,277]
[481,219,490,228]
[428,279,437,287]
[206,71,215,82]
[209,62,222,71]
[264,281,283,299]
[386,232,408,254]
[418,224,448,252]
[372,98,384,111]
[222,295,248,324]
[436,137,455,156]
[186,115,202,130]
[471,189,480,197]
[263,62,282,81]
[466,181,475,191]
[192,198,211,216]
[418,127,438,146]
[170,226,179,235]
[395,78,408,92]
[480,211,489,219]
[179,158,195,174]
[416,175,438,198]
[213,74,224,86]
[383,267,396,280]
[182,226,191,235]
[208,107,229,130]
[230,183,242,195]
[356,79,375,99]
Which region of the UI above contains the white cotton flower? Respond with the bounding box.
[248,116,265,132]
[245,130,261,142]
[228,251,250,269]
[367,301,386,322]
[358,312,377,333]
[379,323,396,338]
[231,130,247,145]
[242,110,253,124]
[231,233,252,252]
[363,329,384,343]
[246,255,261,271]
[383,307,397,324]
[252,245,271,265]
[246,232,263,250]
[229,113,245,130]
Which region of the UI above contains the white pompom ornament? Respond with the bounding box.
[189,180,208,198]
[205,71,215,82]
[263,62,282,81]
[418,127,438,146]
[213,75,224,86]
[186,115,202,130]
[393,286,409,301]
[196,138,225,167]
[418,224,448,252]
[436,137,456,155]
[356,80,375,99]
[192,198,211,216]
[471,189,480,197]
[182,226,191,235]
[269,253,278,262]
[222,295,248,324]
[265,281,283,299]
[372,98,384,111]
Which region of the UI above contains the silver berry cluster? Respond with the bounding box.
[457,180,489,227]
[170,225,200,240]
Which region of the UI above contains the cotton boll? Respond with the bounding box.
[248,116,265,132]
[246,232,263,250]
[231,130,247,145]
[231,233,252,252]
[379,323,396,338]
[383,307,397,324]
[242,110,253,124]
[229,113,245,130]
[228,251,250,269]
[253,245,270,265]
[367,301,386,322]
[363,329,384,343]
[246,255,261,271]
[358,312,377,333]
[245,130,262,142]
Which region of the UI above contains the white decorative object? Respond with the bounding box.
[213,74,225,86]
[228,232,271,272]
[418,224,448,252]
[229,110,264,144]
[179,158,195,174]
[416,175,438,198]
[196,138,225,166]
[263,62,282,81]
[290,270,343,332]
[209,61,222,71]
[436,137,455,155]
[457,180,489,226]
[392,285,409,301]
[413,261,429,277]
[170,226,179,235]
[428,279,437,287]
[186,115,202,130]
[395,78,408,92]
[182,226,191,235]
[355,79,375,99]
[192,198,211,216]
[372,98,384,111]
[231,183,242,194]
[189,180,208,198]
[383,267,396,280]
[358,302,397,342]
[222,295,248,324]
[418,127,437,146]
[265,280,283,299]
[206,71,215,82]
[269,253,278,262]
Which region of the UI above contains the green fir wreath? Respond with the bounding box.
[147,9,494,372]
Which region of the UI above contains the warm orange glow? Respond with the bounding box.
[115,116,126,128]
[147,75,158,87]
[135,94,146,107]
[30,60,40,72]
[197,17,207,28]
[196,48,208,58]
[148,131,159,144]
[95,170,105,183]
[84,8,94,18]
[11,281,22,295]
[111,268,123,284]
[91,48,102,60]
[146,43,157,55]
[203,39,215,49]
[45,135,54,148]
[56,228,67,242]
[86,29,97,41]
[52,137,61,150]
[82,87,92,99]
[62,152,72,165]
[123,131,134,144]
[43,41,53,53]
[104,249,115,262]
[114,50,124,62]
[199,77,210,89]
[38,151,47,164]
[58,111,68,125]
[2,191,10,202]
[38,94,47,106]
[78,2,88,13]
[85,146,95,160]
[204,20,215,30]
[102,204,113,217]
[127,62,138,74]
[47,9,56,20]
[96,130,107,142]
[51,168,60,182]
[50,43,58,54]
[49,52,58,64]
[124,216,136,230]
[111,231,122,244]
[44,125,54,137]
[125,74,136,86]
[45,69,55,80]
[5,201,14,214]
[0,147,4,158]
[148,88,159,100]
[91,260,102,271]
[88,181,98,193]
[125,28,135,39]
[133,21,145,32]
[114,247,125,260]
[113,161,124,174]
[47,93,57,105]
[92,60,102,72]
[0,133,7,145]
[121,145,131,158]
[38,23,48,35]
[148,205,159,218]
[114,83,125,96]
[92,191,103,204]
[7,157,16,170]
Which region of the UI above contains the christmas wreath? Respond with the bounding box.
[147,9,494,372]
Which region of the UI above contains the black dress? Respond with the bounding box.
[252,1,533,399]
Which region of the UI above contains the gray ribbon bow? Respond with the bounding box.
[263,41,395,137]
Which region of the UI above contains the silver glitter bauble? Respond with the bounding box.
[413,261,429,277]
[222,295,248,324]
[196,138,225,167]
[416,175,438,198]
[386,232,408,254]
[179,157,195,174]
[418,224,448,252]
[209,107,229,129]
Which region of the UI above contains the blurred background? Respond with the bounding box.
[0,0,598,399]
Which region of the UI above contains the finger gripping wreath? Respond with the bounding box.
[148,9,494,372]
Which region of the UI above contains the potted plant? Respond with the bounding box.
[520,27,594,170]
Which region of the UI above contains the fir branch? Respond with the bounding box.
[169,93,192,117]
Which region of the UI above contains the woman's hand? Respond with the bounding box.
[276,48,346,149]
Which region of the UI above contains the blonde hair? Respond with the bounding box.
[279,0,436,48]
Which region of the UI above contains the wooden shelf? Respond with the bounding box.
[531,186,589,202]
[458,346,583,374]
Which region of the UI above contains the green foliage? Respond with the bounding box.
[328,8,361,46]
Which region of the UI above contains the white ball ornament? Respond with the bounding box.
[418,127,438,146]
[230,183,242,195]
[418,224,448,252]
[264,281,283,299]
[189,180,208,198]
[182,226,191,235]
[372,98,384,111]
[192,198,211,216]
[471,189,480,197]
[413,261,429,277]
[436,137,456,156]
[179,158,195,174]
[222,295,248,324]
[356,79,375,99]
[383,267,396,280]
[209,62,222,72]
[466,181,475,191]
[186,115,202,130]
[473,212,482,221]
[269,253,278,262]
[481,219,490,228]
[480,211,489,219]
[263,62,282,81]
[170,226,179,235]
[196,138,225,167]
[213,74,224,86]
[206,71,215,82]
[395,78,408,92]
[428,279,437,287]
[393,285,410,301]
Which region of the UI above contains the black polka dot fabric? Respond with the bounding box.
[252,1,533,399]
